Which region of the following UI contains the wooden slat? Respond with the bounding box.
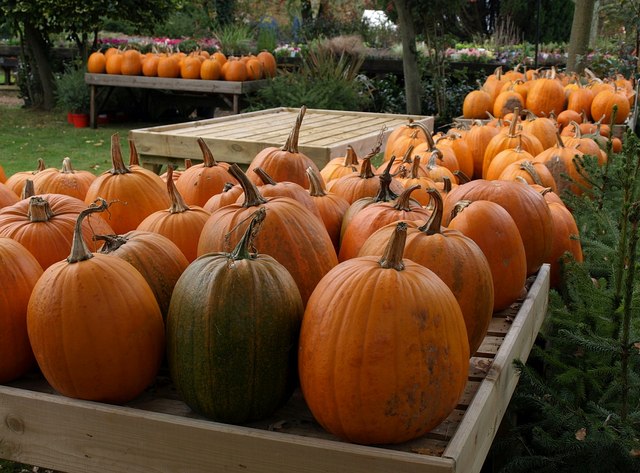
[441,264,550,473]
[85,73,268,94]
[130,108,434,172]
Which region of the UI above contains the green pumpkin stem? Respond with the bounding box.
[109,134,131,175]
[68,198,109,264]
[281,105,306,153]
[378,222,407,271]
[419,188,444,235]
[228,163,268,207]
[229,207,267,261]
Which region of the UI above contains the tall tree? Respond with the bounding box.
[566,0,596,73]
[392,0,421,114]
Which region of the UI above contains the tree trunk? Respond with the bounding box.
[566,0,596,73]
[393,0,422,115]
[23,21,56,110]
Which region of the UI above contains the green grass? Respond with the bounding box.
[0,97,153,179]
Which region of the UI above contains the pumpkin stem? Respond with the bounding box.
[409,155,423,179]
[393,184,421,211]
[166,166,190,213]
[253,167,277,186]
[61,157,75,174]
[22,179,36,199]
[185,158,193,169]
[68,198,109,264]
[358,155,377,179]
[229,207,267,261]
[109,134,131,175]
[449,200,472,222]
[36,158,46,173]
[441,176,452,194]
[418,188,443,235]
[343,146,360,168]
[228,163,268,207]
[128,139,140,167]
[363,126,386,159]
[520,160,544,186]
[306,166,327,197]
[281,105,306,153]
[409,121,437,152]
[453,170,471,184]
[373,156,399,202]
[27,196,55,222]
[378,222,407,271]
[197,138,218,167]
[95,234,128,253]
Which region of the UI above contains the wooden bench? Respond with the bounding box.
[85,73,269,129]
[129,107,435,174]
[0,265,549,473]
[0,56,18,85]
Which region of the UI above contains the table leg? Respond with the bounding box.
[90,84,97,129]
[233,94,239,114]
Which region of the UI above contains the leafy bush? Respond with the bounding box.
[55,61,90,113]
[249,43,371,111]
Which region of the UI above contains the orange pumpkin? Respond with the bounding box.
[27,199,165,403]
[105,51,124,75]
[359,189,494,354]
[97,229,189,318]
[180,56,201,79]
[462,89,493,119]
[32,157,96,201]
[447,199,527,311]
[157,56,181,78]
[137,166,211,263]
[0,237,43,383]
[120,49,142,76]
[84,134,171,234]
[246,106,320,189]
[257,51,277,78]
[87,52,107,74]
[299,222,469,445]
[200,58,222,80]
[224,59,248,81]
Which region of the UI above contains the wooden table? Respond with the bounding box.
[84,73,269,128]
[0,266,550,473]
[129,107,435,173]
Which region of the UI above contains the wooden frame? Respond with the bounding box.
[0,265,549,473]
[85,73,269,128]
[129,107,435,173]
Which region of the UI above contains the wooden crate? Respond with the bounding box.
[129,107,434,173]
[0,265,549,473]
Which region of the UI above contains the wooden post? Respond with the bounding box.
[90,84,96,129]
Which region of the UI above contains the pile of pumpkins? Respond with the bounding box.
[463,65,634,127]
[0,100,596,446]
[86,47,277,82]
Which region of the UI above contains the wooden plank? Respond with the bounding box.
[84,73,268,94]
[0,386,455,473]
[130,108,434,172]
[442,264,550,473]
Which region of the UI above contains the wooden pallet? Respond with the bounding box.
[0,265,549,473]
[129,107,434,173]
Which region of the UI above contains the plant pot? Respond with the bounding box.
[67,112,73,124]
[71,113,89,128]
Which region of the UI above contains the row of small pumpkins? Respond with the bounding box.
[462,65,634,126]
[0,106,584,446]
[87,48,277,82]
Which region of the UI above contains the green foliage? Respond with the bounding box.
[249,43,371,111]
[55,61,89,113]
[492,131,640,472]
[214,23,255,56]
[499,0,574,44]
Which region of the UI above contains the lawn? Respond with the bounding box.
[0,93,155,179]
